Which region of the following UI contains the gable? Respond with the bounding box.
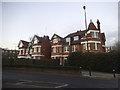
[32,35,39,44]
[52,34,63,43]
[19,41,23,47]
[34,36,38,44]
[18,40,23,47]
[51,34,63,40]
[53,35,57,39]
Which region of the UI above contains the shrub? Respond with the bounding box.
[67,51,119,73]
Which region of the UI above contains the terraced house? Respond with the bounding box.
[18,35,51,59]
[51,19,106,65]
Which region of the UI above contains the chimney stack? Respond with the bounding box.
[97,19,100,30]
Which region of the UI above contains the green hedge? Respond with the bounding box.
[67,51,119,73]
[2,51,119,73]
[2,58,59,67]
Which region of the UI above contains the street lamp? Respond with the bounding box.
[83,6,89,53]
[83,6,87,30]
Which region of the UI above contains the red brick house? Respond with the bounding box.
[51,19,106,65]
[18,35,51,59]
[31,35,51,59]
[51,34,64,65]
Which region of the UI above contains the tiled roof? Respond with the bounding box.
[34,35,50,43]
[65,30,87,38]
[51,34,63,40]
[88,21,97,30]
[20,40,29,47]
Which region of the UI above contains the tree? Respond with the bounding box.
[112,41,120,52]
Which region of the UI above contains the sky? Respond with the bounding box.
[1,1,118,50]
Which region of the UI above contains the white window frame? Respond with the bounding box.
[73,36,79,41]
[83,43,87,50]
[53,38,58,43]
[97,43,100,50]
[64,46,69,52]
[66,37,70,42]
[34,47,37,53]
[92,32,98,38]
[38,47,41,53]
[72,45,78,52]
[53,47,56,53]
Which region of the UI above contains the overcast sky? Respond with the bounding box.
[1,1,118,50]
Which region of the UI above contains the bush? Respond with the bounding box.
[2,58,59,67]
[67,51,119,73]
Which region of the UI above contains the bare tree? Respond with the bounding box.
[112,41,120,52]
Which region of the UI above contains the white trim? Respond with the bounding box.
[95,43,97,50]
[102,45,106,47]
[51,55,63,57]
[32,45,41,48]
[81,41,101,44]
[32,54,44,56]
[87,30,99,34]
[52,45,62,47]
[63,55,68,57]
[51,55,68,58]
[66,37,70,42]
[73,36,79,41]
[18,56,28,58]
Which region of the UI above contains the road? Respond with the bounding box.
[2,70,118,88]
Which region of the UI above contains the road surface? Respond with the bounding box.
[2,70,118,88]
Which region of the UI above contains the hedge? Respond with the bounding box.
[67,51,119,73]
[2,58,59,67]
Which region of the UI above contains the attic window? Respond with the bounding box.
[74,36,79,41]
[92,32,98,38]
[66,37,70,42]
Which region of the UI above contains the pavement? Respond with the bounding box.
[81,70,119,80]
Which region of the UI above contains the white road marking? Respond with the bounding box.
[15,80,69,88]
[55,84,68,88]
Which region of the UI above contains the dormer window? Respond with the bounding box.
[92,32,98,38]
[74,36,79,41]
[66,37,70,42]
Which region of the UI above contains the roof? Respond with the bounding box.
[65,30,87,38]
[63,30,88,45]
[88,21,97,30]
[32,35,50,43]
[18,40,29,47]
[51,34,63,40]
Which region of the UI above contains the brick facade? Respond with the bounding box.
[17,19,106,65]
[18,35,51,59]
[51,20,106,65]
